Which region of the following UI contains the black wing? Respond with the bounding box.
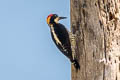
[50,23,73,61]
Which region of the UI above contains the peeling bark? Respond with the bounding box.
[70,0,120,80]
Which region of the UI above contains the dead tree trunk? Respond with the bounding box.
[70,0,120,80]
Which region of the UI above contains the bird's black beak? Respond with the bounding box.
[59,17,67,20]
[54,17,67,23]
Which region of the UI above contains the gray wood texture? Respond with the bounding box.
[70,0,120,80]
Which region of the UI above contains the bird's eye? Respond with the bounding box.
[54,14,58,17]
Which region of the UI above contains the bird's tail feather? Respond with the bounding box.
[72,59,80,70]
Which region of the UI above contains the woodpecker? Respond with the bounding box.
[46,14,80,70]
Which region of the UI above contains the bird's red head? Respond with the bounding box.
[46,14,67,25]
[46,14,54,25]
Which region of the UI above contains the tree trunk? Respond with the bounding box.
[70,0,120,80]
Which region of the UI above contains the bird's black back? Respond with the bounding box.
[50,23,73,61]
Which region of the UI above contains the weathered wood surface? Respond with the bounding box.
[70,0,120,80]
